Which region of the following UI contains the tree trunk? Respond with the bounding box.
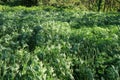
[98,0,102,12]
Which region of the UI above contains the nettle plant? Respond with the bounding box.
[0,7,120,80]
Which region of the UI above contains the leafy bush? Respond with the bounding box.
[21,0,40,7]
[0,6,120,80]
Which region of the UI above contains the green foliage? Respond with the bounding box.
[0,0,120,12]
[21,0,40,7]
[0,6,120,80]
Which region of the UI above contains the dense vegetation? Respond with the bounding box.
[0,6,120,80]
[0,0,120,12]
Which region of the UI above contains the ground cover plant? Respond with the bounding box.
[0,6,120,80]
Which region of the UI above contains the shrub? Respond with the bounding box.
[21,0,40,7]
